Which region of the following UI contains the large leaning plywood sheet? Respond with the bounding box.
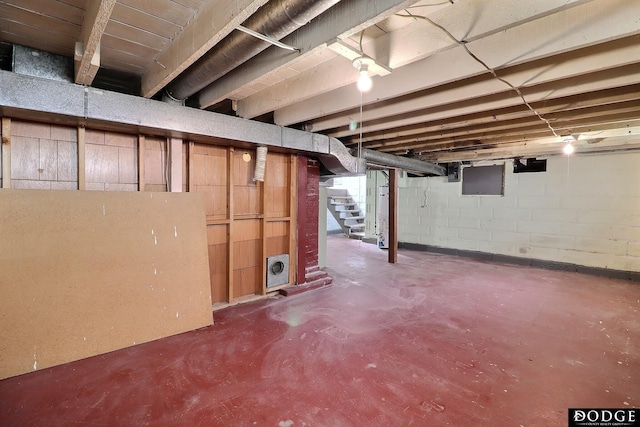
[0,190,212,380]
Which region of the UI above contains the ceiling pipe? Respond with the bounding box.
[360,148,446,176]
[164,0,339,103]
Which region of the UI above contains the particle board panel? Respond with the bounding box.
[0,189,212,380]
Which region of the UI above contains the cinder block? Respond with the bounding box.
[531,209,577,223]
[432,225,458,238]
[560,196,610,210]
[458,227,490,241]
[448,218,480,229]
[517,196,562,209]
[459,207,492,219]
[517,220,573,236]
[574,237,628,256]
[491,230,527,244]
[609,197,640,211]
[447,196,480,208]
[421,216,447,227]
[476,240,515,255]
[566,222,633,241]
[576,210,631,225]
[479,196,517,208]
[480,219,517,232]
[493,208,531,221]
[530,233,575,250]
[434,205,459,218]
[514,177,546,196]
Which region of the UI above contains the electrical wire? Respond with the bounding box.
[395,12,561,139]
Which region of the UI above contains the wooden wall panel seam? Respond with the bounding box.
[77,126,85,190]
[137,135,145,191]
[227,147,234,303]
[289,154,298,285]
[1,118,10,189]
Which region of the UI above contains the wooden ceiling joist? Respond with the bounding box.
[140,0,269,98]
[74,0,116,86]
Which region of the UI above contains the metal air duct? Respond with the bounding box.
[361,149,446,176]
[165,0,339,102]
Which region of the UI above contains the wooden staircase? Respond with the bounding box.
[327,187,365,239]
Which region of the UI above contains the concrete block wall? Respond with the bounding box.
[398,151,640,272]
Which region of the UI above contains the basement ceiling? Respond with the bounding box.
[1,0,639,163]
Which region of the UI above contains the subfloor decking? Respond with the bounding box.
[1,235,638,426]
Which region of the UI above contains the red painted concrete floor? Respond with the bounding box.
[1,235,638,426]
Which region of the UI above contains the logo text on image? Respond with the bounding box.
[569,408,638,427]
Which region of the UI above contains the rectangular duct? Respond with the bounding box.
[12,44,73,83]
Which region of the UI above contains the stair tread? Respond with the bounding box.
[346,223,365,228]
[345,216,365,220]
[329,195,353,199]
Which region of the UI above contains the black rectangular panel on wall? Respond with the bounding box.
[462,164,504,195]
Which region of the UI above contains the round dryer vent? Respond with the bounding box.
[266,254,289,288]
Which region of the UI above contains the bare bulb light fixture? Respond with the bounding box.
[563,142,575,155]
[563,136,577,155]
[353,57,374,92]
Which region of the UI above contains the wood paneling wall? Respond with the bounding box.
[9,121,78,190]
[2,118,298,309]
[190,144,297,306]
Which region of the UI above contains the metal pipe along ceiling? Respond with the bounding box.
[165,0,340,102]
[361,149,446,176]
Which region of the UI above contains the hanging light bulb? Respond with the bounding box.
[353,57,374,92]
[357,64,372,92]
[563,142,575,155]
[562,136,576,155]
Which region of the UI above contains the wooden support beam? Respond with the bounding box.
[137,135,145,192]
[227,147,235,303]
[388,169,398,264]
[187,142,195,193]
[77,126,85,190]
[169,138,182,192]
[74,0,116,85]
[1,117,11,189]
[260,178,267,296]
[289,154,298,286]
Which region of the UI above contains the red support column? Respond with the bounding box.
[285,156,332,296]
